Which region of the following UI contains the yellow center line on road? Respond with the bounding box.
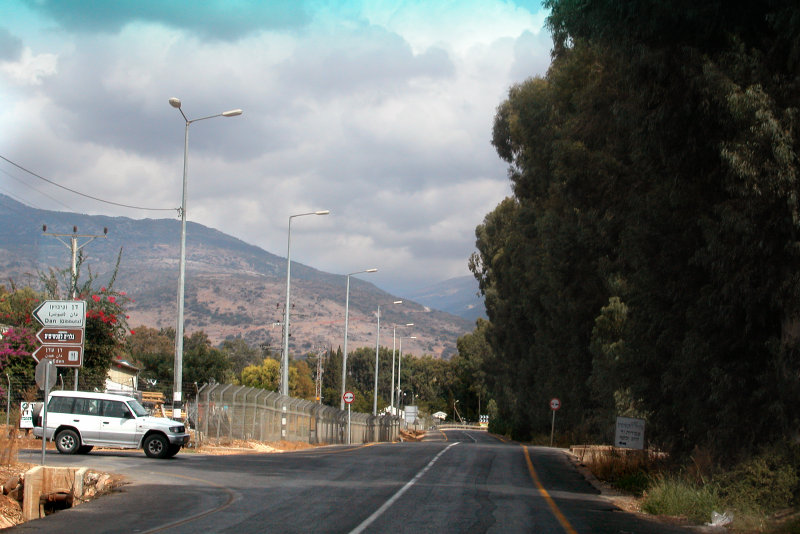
[522,445,578,534]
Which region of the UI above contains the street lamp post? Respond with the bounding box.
[340,268,378,410]
[373,300,402,416]
[281,210,330,397]
[390,323,413,413]
[396,335,416,411]
[169,97,242,420]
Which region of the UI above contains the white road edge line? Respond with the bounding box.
[349,442,461,534]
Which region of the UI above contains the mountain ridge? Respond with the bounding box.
[0,194,474,358]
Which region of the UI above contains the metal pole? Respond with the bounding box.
[347,403,351,445]
[340,274,351,410]
[372,305,380,416]
[174,118,190,420]
[170,99,242,420]
[390,326,396,414]
[397,337,403,410]
[5,373,10,429]
[282,215,293,398]
[550,409,556,447]
[70,235,79,390]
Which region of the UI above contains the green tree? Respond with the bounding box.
[0,285,43,387]
[475,0,800,458]
[183,331,231,387]
[219,338,261,380]
[241,358,280,390]
[126,326,174,395]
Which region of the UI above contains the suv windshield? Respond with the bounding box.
[128,399,149,417]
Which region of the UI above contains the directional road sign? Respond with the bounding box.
[550,398,561,411]
[343,391,355,404]
[36,327,84,345]
[32,300,86,328]
[32,345,84,367]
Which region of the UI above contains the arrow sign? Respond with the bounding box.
[32,345,84,367]
[32,300,86,328]
[36,328,84,345]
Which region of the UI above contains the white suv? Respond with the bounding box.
[34,391,190,459]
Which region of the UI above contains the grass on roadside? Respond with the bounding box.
[582,441,800,532]
[641,476,721,524]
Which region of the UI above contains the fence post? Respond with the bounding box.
[252,390,264,441]
[5,373,10,429]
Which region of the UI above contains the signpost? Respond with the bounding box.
[549,398,560,447]
[32,301,86,327]
[31,300,86,387]
[615,416,646,450]
[35,359,56,465]
[35,328,84,345]
[343,391,354,445]
[32,345,84,367]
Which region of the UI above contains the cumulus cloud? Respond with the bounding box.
[2,0,550,295]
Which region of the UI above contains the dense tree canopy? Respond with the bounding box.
[473,0,800,459]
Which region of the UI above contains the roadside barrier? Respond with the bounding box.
[191,383,401,446]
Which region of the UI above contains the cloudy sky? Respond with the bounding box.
[0,0,552,297]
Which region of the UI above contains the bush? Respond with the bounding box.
[713,445,800,514]
[642,477,721,524]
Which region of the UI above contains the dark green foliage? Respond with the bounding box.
[474,0,800,459]
[713,443,800,513]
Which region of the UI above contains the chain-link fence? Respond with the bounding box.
[189,383,400,445]
[1,376,402,445]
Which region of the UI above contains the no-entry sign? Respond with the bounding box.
[343,391,355,404]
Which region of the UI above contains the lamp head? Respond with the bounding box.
[222,109,243,117]
[169,97,181,109]
[315,210,330,215]
[365,268,378,273]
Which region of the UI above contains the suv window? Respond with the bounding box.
[48,396,75,414]
[128,399,149,417]
[74,397,101,416]
[101,400,130,418]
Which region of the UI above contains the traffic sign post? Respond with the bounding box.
[36,327,84,345]
[32,301,86,382]
[549,398,560,447]
[343,391,354,445]
[32,301,86,327]
[36,359,56,465]
[32,345,84,367]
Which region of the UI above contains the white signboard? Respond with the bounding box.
[19,402,34,429]
[404,405,418,423]
[615,416,646,450]
[32,300,86,328]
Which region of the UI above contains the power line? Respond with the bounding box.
[0,154,178,213]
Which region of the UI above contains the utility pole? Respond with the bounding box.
[315,346,327,404]
[42,224,107,390]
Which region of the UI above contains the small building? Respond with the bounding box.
[105,357,140,394]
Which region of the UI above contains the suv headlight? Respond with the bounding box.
[169,425,185,433]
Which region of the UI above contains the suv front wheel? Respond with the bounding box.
[143,434,170,459]
[55,429,81,454]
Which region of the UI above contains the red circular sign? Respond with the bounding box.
[550,398,561,411]
[343,391,355,404]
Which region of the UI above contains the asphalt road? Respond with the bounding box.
[13,430,692,533]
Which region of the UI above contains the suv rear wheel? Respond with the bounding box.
[55,429,80,454]
[143,434,169,459]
